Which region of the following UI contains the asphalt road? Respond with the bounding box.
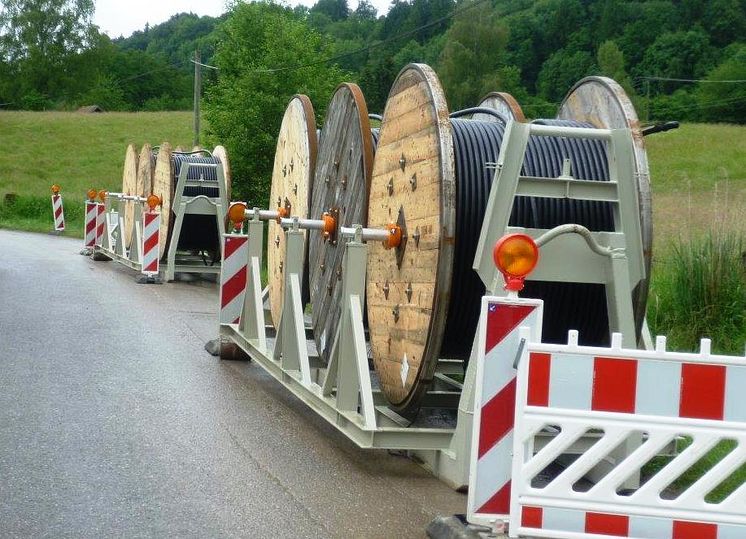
[0,230,465,538]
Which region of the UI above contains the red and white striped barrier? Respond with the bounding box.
[95,202,105,246]
[219,234,249,325]
[509,333,746,539]
[141,211,160,276]
[51,193,65,231]
[468,296,543,525]
[84,201,97,247]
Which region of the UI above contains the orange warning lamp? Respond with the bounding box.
[51,184,61,194]
[147,194,161,211]
[87,189,97,201]
[493,233,539,292]
[228,202,247,231]
[98,190,107,202]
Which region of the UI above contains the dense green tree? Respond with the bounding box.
[637,30,716,91]
[537,49,595,102]
[597,40,634,96]
[697,44,746,123]
[204,2,346,205]
[0,0,95,104]
[437,1,510,109]
[310,0,350,22]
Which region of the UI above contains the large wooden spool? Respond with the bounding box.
[366,64,455,413]
[473,91,525,122]
[557,76,652,335]
[152,142,174,258]
[268,95,318,328]
[121,144,139,249]
[308,83,374,362]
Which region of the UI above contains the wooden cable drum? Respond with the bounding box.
[308,83,374,362]
[153,143,175,258]
[557,76,652,337]
[268,95,318,328]
[155,148,224,259]
[122,144,139,249]
[473,91,526,122]
[367,64,637,414]
[137,143,155,199]
[213,145,232,203]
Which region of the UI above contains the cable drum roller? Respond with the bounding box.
[307,83,375,363]
[152,144,228,259]
[472,91,526,123]
[366,63,648,414]
[267,95,319,328]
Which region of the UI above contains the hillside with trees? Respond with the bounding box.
[1,0,744,203]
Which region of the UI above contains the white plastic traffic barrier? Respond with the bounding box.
[51,192,65,231]
[468,296,543,525]
[95,202,105,246]
[509,333,746,539]
[219,234,249,325]
[141,211,160,276]
[84,201,97,247]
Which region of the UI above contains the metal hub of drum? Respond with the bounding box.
[267,95,318,328]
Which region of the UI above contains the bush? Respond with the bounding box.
[648,231,746,355]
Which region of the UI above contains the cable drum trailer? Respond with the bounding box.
[92,145,231,281]
[217,65,672,493]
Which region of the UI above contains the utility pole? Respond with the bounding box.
[193,49,201,147]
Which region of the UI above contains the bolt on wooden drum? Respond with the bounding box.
[308,83,374,363]
[557,76,652,339]
[366,64,456,413]
[121,144,139,249]
[267,95,318,328]
[473,91,526,122]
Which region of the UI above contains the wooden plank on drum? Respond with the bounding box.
[122,144,139,249]
[137,143,154,199]
[267,95,317,328]
[308,83,373,364]
[366,63,456,414]
[474,91,526,122]
[213,145,232,203]
[152,142,174,258]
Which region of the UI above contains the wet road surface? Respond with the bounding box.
[0,230,465,538]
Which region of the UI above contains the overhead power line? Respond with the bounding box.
[640,76,746,83]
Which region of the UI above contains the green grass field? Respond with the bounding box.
[0,111,194,235]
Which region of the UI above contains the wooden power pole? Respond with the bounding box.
[193,50,201,147]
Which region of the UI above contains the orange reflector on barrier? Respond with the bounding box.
[493,233,539,292]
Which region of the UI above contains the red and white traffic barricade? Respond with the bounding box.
[509,332,746,539]
[95,194,106,247]
[468,296,543,525]
[84,190,98,248]
[219,233,249,325]
[51,185,65,231]
[141,210,160,277]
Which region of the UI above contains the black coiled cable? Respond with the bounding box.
[440,118,615,358]
[170,152,223,254]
